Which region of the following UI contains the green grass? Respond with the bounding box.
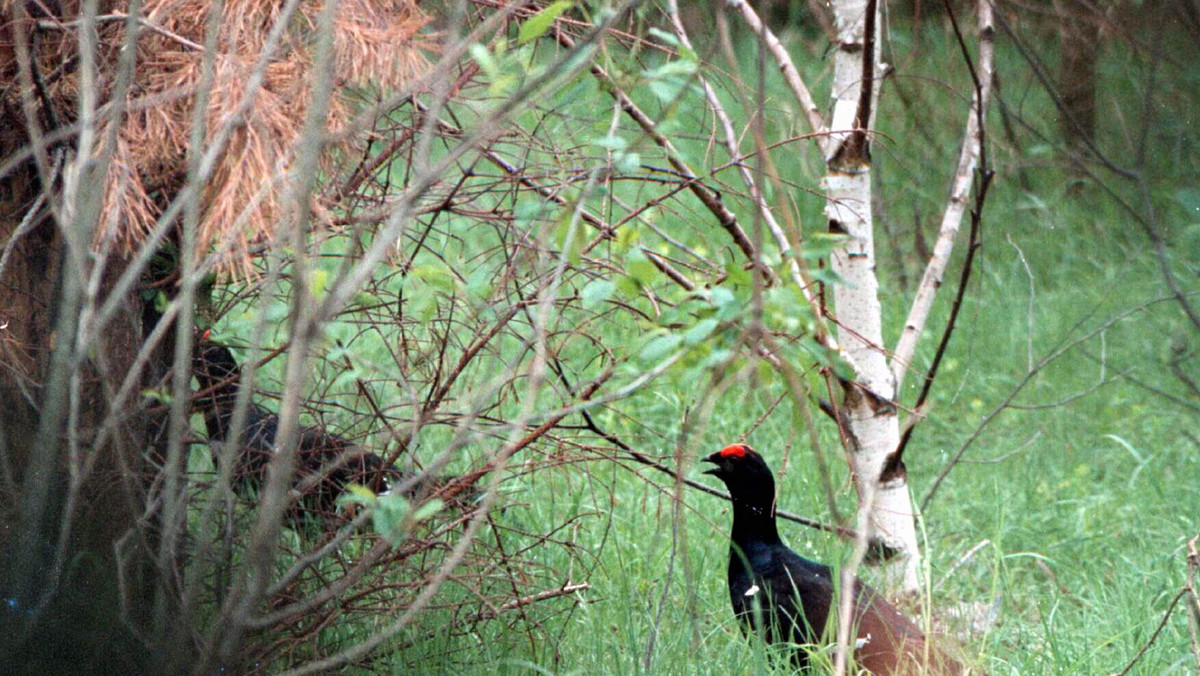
[445,20,1197,675]
[205,14,1200,675]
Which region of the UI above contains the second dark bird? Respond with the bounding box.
[703,443,964,675]
[191,340,394,524]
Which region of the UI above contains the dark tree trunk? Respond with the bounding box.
[1057,2,1103,169]
[0,141,163,672]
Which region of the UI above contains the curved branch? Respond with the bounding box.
[891,0,995,390]
[725,0,831,159]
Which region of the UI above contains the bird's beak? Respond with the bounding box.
[701,452,722,476]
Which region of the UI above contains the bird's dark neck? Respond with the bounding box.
[202,404,235,442]
[729,496,781,547]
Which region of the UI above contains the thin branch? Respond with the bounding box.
[990,4,1138,181]
[891,0,995,390]
[551,27,777,286]
[37,13,206,52]
[724,0,831,158]
[1107,587,1189,676]
[1185,535,1200,670]
[922,295,1179,510]
[890,167,992,466]
[670,0,838,352]
[550,359,854,538]
[643,249,696,292]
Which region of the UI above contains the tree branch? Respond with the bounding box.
[891,0,995,390]
[552,27,777,286]
[724,0,831,159]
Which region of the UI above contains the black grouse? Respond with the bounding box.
[192,339,394,523]
[192,338,480,524]
[703,443,963,674]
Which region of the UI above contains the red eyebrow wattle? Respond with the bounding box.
[720,444,746,458]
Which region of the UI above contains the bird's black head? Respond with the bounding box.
[193,336,242,401]
[702,444,776,501]
[703,443,780,540]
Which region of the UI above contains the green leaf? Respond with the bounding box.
[722,261,752,289]
[625,250,658,288]
[591,134,628,152]
[310,268,329,298]
[409,264,455,293]
[408,288,438,322]
[703,348,734,368]
[345,483,377,500]
[617,152,640,174]
[373,493,411,544]
[616,275,643,299]
[644,60,697,80]
[640,333,683,362]
[613,222,640,252]
[649,79,681,103]
[711,286,744,322]
[154,290,169,313]
[710,286,735,309]
[141,388,173,404]
[809,265,844,287]
[518,1,573,45]
[410,499,444,523]
[469,43,498,76]
[350,291,376,310]
[581,280,615,309]
[684,318,719,346]
[646,27,679,48]
[336,483,376,509]
[555,208,584,265]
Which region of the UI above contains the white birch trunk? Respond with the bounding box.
[825,0,922,594]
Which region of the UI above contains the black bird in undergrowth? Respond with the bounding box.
[191,339,396,523]
[703,443,964,675]
[192,338,481,525]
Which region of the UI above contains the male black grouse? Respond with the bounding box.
[703,443,962,674]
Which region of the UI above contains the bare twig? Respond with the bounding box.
[922,295,1179,510]
[1185,536,1200,670]
[890,166,992,466]
[724,0,831,158]
[551,358,854,538]
[552,26,777,286]
[891,0,995,390]
[37,13,206,52]
[1107,587,1189,676]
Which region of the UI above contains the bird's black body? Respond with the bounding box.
[726,528,839,646]
[704,444,961,674]
[192,341,393,522]
[705,443,840,648]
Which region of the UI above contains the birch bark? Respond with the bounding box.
[824,0,922,593]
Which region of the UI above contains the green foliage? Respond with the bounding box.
[202,8,1200,673]
[337,485,445,545]
[518,1,575,46]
